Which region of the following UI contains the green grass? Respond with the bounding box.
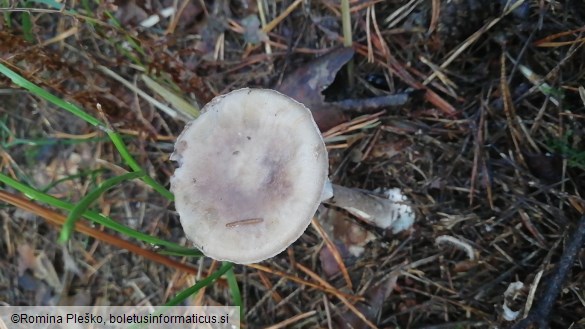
[0,41,234,307]
[550,130,585,170]
[20,2,33,42]
[165,262,234,306]
[58,170,147,243]
[1,0,12,28]
[0,63,173,199]
[226,267,243,317]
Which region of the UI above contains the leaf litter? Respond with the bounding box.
[0,0,584,328]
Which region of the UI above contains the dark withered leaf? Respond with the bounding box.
[524,152,563,183]
[277,47,354,105]
[333,274,398,329]
[276,47,354,131]
[319,242,350,278]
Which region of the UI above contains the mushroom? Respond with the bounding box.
[171,88,329,264]
[321,183,415,234]
[171,88,414,264]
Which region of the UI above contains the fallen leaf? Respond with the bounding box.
[33,252,62,292]
[114,0,149,27]
[241,15,267,45]
[161,0,206,31]
[334,272,399,329]
[33,152,86,199]
[310,15,341,41]
[319,207,375,260]
[276,47,354,131]
[17,244,36,275]
[194,15,227,59]
[319,241,350,278]
[523,151,563,183]
[17,273,39,292]
[17,244,62,292]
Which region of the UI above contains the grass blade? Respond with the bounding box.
[0,62,173,200]
[165,262,233,306]
[225,267,243,318]
[59,171,146,243]
[0,172,199,255]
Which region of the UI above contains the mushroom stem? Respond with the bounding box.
[322,183,414,233]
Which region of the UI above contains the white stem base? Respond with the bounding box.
[323,184,415,233]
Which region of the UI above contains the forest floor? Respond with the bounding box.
[1,1,584,328]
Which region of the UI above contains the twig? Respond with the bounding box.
[0,190,200,275]
[330,91,420,113]
[512,215,585,329]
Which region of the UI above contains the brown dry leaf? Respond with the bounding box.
[310,15,341,41]
[318,208,375,277]
[334,272,399,329]
[569,196,585,214]
[33,152,92,198]
[17,244,37,276]
[0,31,31,59]
[277,47,354,131]
[163,0,206,31]
[34,252,62,291]
[241,15,267,45]
[331,219,375,258]
[523,151,563,183]
[319,243,350,278]
[452,259,481,273]
[319,208,375,259]
[113,0,149,26]
[277,47,354,105]
[17,244,62,292]
[114,0,205,30]
[194,18,227,59]
[369,138,412,160]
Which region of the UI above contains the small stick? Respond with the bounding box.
[512,215,585,329]
[226,218,264,228]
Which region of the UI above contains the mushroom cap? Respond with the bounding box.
[171,88,328,264]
